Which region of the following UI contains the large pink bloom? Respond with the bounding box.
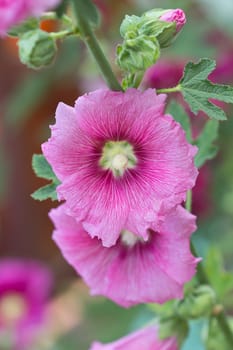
[50,204,199,307]
[43,89,198,247]
[90,324,178,350]
[0,0,60,36]
[0,259,52,350]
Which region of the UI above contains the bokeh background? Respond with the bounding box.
[1,0,233,348]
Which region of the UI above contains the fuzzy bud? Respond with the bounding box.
[175,285,216,319]
[18,29,57,69]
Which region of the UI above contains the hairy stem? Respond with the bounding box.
[186,190,233,346]
[71,0,122,91]
[157,85,181,94]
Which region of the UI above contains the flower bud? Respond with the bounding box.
[117,34,160,73]
[159,316,189,347]
[159,9,186,33]
[142,8,186,48]
[18,29,57,69]
[175,285,216,319]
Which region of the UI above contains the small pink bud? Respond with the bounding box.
[160,8,186,33]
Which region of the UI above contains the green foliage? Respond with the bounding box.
[75,0,100,27]
[159,316,189,347]
[31,183,58,201]
[180,58,233,120]
[7,18,39,37]
[167,101,192,142]
[194,119,219,168]
[31,154,60,201]
[32,154,57,181]
[205,317,233,350]
[205,247,233,302]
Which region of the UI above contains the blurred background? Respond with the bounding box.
[0,0,233,348]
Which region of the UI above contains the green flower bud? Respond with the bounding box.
[159,316,189,347]
[18,29,57,69]
[175,285,216,319]
[117,34,160,73]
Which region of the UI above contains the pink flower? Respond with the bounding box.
[42,89,198,247]
[50,204,199,307]
[89,324,178,350]
[159,9,186,33]
[0,0,60,36]
[0,259,53,349]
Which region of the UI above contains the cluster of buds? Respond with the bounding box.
[117,8,186,74]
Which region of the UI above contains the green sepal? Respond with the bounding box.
[180,58,233,120]
[18,29,57,69]
[117,35,160,73]
[7,17,39,37]
[194,119,219,168]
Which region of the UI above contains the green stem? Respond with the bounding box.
[186,190,233,346]
[50,29,79,39]
[157,84,181,94]
[71,0,122,91]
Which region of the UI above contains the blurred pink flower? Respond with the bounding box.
[0,0,60,36]
[90,324,178,350]
[0,259,52,349]
[50,204,199,307]
[160,9,186,33]
[42,89,198,247]
[144,59,185,90]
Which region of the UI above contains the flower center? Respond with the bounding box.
[121,230,143,247]
[99,141,137,177]
[0,293,28,325]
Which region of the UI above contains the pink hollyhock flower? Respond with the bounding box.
[50,204,199,307]
[0,0,60,36]
[0,259,52,349]
[89,324,178,350]
[159,9,186,33]
[42,89,198,247]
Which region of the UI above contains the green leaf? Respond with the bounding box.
[205,247,233,301]
[32,154,60,201]
[31,183,58,201]
[180,58,233,120]
[7,18,39,37]
[194,120,219,168]
[75,0,100,27]
[167,101,192,143]
[55,0,69,18]
[32,154,57,181]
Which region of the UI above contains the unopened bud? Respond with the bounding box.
[18,29,57,69]
[175,285,216,319]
